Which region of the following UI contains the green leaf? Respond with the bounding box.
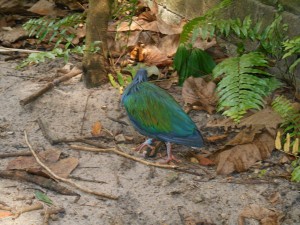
[214,52,278,122]
[35,191,53,205]
[108,74,119,88]
[291,166,300,182]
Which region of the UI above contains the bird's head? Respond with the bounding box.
[132,69,148,84]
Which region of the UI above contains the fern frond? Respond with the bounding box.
[180,0,232,43]
[272,96,300,139]
[23,13,85,48]
[213,52,280,122]
[283,36,300,72]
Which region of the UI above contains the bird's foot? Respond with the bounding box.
[162,154,181,164]
[135,139,154,153]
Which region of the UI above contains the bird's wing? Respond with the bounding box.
[123,82,196,137]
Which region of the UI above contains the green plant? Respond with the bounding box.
[174,44,216,85]
[283,36,300,73]
[272,96,300,139]
[18,42,100,68]
[213,52,281,122]
[19,13,102,67]
[112,0,139,22]
[23,13,86,48]
[291,159,300,182]
[180,0,232,43]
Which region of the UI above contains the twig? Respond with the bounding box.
[0,151,32,158]
[24,130,118,200]
[80,92,93,135]
[0,170,78,196]
[69,144,178,169]
[20,67,82,106]
[69,175,107,184]
[13,202,43,218]
[41,207,65,225]
[0,46,43,53]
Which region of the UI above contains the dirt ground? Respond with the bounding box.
[0,56,299,225]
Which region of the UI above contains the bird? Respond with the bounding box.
[121,68,204,163]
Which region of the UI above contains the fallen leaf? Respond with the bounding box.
[49,157,78,178]
[157,34,180,57]
[130,44,172,66]
[225,125,264,146]
[205,134,228,142]
[238,204,284,225]
[35,190,53,205]
[7,149,78,178]
[193,154,215,166]
[0,211,12,219]
[27,0,66,16]
[91,121,102,137]
[212,129,275,174]
[182,77,217,114]
[207,107,283,129]
[268,192,281,205]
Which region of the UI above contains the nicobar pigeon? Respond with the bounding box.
[121,69,204,162]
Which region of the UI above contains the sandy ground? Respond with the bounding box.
[0,56,299,225]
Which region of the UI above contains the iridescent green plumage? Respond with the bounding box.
[121,69,204,161]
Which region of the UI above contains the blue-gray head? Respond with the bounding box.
[121,69,148,104]
[132,69,148,84]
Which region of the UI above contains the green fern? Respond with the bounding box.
[180,0,232,43]
[23,13,86,48]
[283,36,300,73]
[213,52,281,122]
[18,42,100,68]
[272,96,300,139]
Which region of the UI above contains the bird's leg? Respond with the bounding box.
[165,142,181,163]
[136,138,155,152]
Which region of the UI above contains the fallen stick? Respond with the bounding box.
[0,150,32,158]
[69,144,178,169]
[20,67,82,106]
[0,170,78,196]
[13,202,43,219]
[0,46,43,53]
[24,131,118,200]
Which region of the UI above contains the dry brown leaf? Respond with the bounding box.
[48,157,78,178]
[213,129,275,174]
[7,149,61,170]
[0,211,12,219]
[226,125,264,146]
[268,192,281,205]
[193,37,217,51]
[91,121,102,137]
[182,77,217,114]
[116,19,159,33]
[6,149,78,178]
[131,45,172,66]
[157,34,180,57]
[138,11,156,22]
[205,134,228,142]
[238,204,283,225]
[193,154,215,166]
[207,107,283,129]
[27,0,66,16]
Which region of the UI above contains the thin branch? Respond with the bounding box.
[0,151,32,158]
[24,130,118,200]
[69,144,178,169]
[0,46,43,53]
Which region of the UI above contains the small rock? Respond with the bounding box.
[115,134,126,143]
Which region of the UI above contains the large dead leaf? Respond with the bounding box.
[27,0,66,16]
[130,44,172,66]
[225,125,264,146]
[207,107,283,129]
[238,204,283,225]
[157,34,180,57]
[7,149,78,178]
[213,128,275,174]
[182,77,217,114]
